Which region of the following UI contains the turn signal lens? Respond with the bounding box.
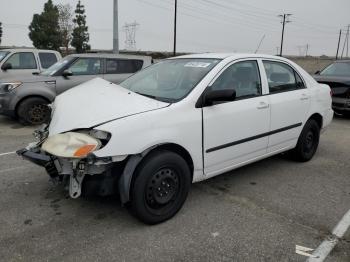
[74,144,97,157]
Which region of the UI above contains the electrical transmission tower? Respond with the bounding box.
[278,14,292,56]
[123,21,139,51]
[341,24,350,58]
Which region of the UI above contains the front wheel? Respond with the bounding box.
[17,97,51,125]
[129,150,191,224]
[291,119,320,162]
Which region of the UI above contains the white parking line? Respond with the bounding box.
[0,166,26,174]
[306,209,350,262]
[0,151,16,156]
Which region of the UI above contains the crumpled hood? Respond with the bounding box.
[0,74,55,84]
[49,78,170,135]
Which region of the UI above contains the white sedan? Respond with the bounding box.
[18,53,333,224]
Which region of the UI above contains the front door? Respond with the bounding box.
[203,60,270,177]
[55,57,103,94]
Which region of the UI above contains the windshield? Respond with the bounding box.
[41,56,74,76]
[0,51,9,62]
[120,58,221,102]
[320,62,350,77]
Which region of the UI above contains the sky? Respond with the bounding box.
[0,0,349,56]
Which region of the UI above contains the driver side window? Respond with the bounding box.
[211,60,261,99]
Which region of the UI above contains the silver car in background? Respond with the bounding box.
[0,53,152,124]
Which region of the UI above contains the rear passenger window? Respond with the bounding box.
[211,60,261,99]
[263,61,305,93]
[5,52,37,69]
[39,53,58,69]
[106,59,144,74]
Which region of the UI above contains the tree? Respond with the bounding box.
[58,4,73,55]
[0,22,3,45]
[28,0,62,50]
[71,1,90,53]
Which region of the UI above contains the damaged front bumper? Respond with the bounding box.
[17,142,122,199]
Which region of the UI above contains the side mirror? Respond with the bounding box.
[197,88,236,107]
[314,70,320,75]
[62,69,73,78]
[1,63,12,71]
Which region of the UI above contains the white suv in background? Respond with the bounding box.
[0,49,61,78]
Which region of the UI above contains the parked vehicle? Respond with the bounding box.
[18,53,333,224]
[313,60,350,116]
[0,53,152,124]
[0,48,61,78]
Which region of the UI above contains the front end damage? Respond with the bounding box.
[17,126,128,200]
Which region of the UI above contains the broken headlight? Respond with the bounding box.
[41,132,102,158]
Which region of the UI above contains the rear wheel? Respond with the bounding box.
[129,150,191,224]
[291,119,320,162]
[17,97,51,125]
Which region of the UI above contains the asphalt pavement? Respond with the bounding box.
[0,115,349,262]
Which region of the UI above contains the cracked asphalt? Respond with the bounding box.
[0,115,349,262]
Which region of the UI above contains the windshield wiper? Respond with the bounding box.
[134,92,157,99]
[134,91,175,103]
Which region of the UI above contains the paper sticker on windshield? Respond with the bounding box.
[184,62,211,68]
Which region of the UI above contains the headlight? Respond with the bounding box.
[0,81,22,93]
[41,132,101,158]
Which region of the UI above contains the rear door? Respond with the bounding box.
[202,59,270,177]
[103,58,144,84]
[55,57,103,94]
[262,60,311,153]
[38,52,59,71]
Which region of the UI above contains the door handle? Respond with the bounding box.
[300,94,310,100]
[257,102,269,109]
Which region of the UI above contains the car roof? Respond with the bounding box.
[1,48,59,53]
[171,53,290,61]
[68,53,152,60]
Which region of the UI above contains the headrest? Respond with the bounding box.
[234,67,253,81]
[270,72,290,82]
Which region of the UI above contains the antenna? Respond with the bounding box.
[254,34,266,54]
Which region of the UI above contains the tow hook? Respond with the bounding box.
[69,162,86,198]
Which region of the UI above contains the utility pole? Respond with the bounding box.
[278,14,292,57]
[305,44,309,57]
[173,0,178,56]
[113,0,119,53]
[341,25,350,59]
[336,29,342,60]
[254,34,265,54]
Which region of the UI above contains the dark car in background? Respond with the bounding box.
[0,53,152,125]
[313,60,350,116]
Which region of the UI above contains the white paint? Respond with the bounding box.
[0,151,15,157]
[296,245,317,258]
[211,232,220,238]
[306,209,350,262]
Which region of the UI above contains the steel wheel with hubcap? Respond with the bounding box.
[130,150,191,224]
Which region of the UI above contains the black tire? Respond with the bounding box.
[291,119,320,162]
[129,150,191,224]
[17,97,51,125]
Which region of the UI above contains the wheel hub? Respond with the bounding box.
[146,168,179,206]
